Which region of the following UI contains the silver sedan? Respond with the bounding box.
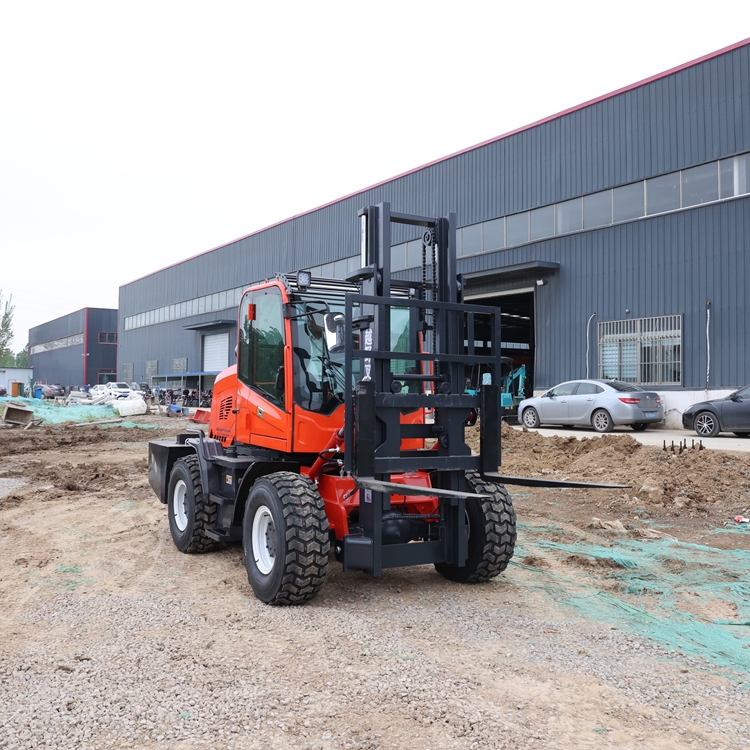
[518,379,663,433]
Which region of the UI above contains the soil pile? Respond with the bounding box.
[467,423,750,510]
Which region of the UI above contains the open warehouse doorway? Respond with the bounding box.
[464,287,536,415]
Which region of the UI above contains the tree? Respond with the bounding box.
[0,290,15,367]
[15,347,28,368]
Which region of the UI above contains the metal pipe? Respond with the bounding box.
[586,312,597,379]
[706,301,711,391]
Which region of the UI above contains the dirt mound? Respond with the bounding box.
[467,422,750,509]
[0,423,180,457]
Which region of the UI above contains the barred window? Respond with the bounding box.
[99,332,117,344]
[599,315,682,386]
[172,357,187,373]
[145,360,158,381]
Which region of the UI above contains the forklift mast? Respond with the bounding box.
[339,202,503,575]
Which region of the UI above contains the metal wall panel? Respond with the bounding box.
[118,44,750,390]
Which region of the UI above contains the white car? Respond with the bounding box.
[90,382,133,399]
[106,382,133,398]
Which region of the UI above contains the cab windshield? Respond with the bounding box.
[292,305,348,414]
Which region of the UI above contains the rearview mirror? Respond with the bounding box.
[325,313,346,354]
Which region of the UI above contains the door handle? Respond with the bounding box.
[586,398,594,401]
[560,399,567,403]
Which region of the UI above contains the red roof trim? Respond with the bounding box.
[125,37,750,286]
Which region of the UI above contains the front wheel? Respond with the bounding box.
[631,422,649,432]
[592,409,614,433]
[522,407,540,429]
[694,411,720,437]
[435,472,516,583]
[243,472,329,605]
[167,456,219,553]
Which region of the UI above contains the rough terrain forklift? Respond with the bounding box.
[148,203,619,604]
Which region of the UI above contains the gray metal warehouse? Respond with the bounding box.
[118,39,750,425]
[29,308,119,389]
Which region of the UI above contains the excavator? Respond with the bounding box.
[148,203,623,604]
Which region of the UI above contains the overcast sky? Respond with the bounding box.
[1,2,748,351]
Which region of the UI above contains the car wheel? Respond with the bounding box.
[631,423,649,432]
[694,411,719,438]
[591,409,614,433]
[522,407,540,429]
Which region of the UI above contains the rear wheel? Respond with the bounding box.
[168,456,219,553]
[694,411,720,438]
[243,472,329,605]
[631,422,649,432]
[522,407,540,429]
[435,472,516,583]
[592,409,614,433]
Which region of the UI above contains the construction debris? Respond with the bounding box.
[2,402,35,427]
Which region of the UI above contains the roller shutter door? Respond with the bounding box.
[203,332,229,372]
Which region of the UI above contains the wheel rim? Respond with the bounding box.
[252,505,276,575]
[523,410,536,427]
[593,411,609,430]
[695,414,715,436]
[172,479,188,532]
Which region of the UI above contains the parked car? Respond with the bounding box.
[35,383,65,399]
[106,382,133,398]
[518,379,663,433]
[682,385,750,437]
[0,386,6,397]
[89,382,132,399]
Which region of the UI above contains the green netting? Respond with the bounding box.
[515,522,750,681]
[1,396,117,424]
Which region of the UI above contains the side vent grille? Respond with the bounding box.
[219,396,233,421]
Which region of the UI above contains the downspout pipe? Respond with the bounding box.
[586,313,597,379]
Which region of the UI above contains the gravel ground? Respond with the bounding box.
[1,421,748,749]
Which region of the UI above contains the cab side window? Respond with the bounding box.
[238,288,285,406]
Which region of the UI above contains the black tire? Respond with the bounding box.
[631,422,649,432]
[243,472,329,605]
[591,409,614,433]
[694,411,720,438]
[167,456,219,553]
[522,407,540,429]
[435,471,516,583]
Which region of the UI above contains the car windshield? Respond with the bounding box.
[113,382,130,389]
[603,380,643,393]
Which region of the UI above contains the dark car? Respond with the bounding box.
[36,383,65,399]
[682,385,750,437]
[0,386,6,397]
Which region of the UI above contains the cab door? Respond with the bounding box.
[235,284,291,452]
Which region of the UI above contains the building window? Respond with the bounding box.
[599,315,682,386]
[505,212,529,246]
[172,357,187,373]
[29,332,84,356]
[98,332,117,344]
[122,363,134,383]
[646,173,681,215]
[613,182,644,222]
[145,360,158,381]
[98,369,117,385]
